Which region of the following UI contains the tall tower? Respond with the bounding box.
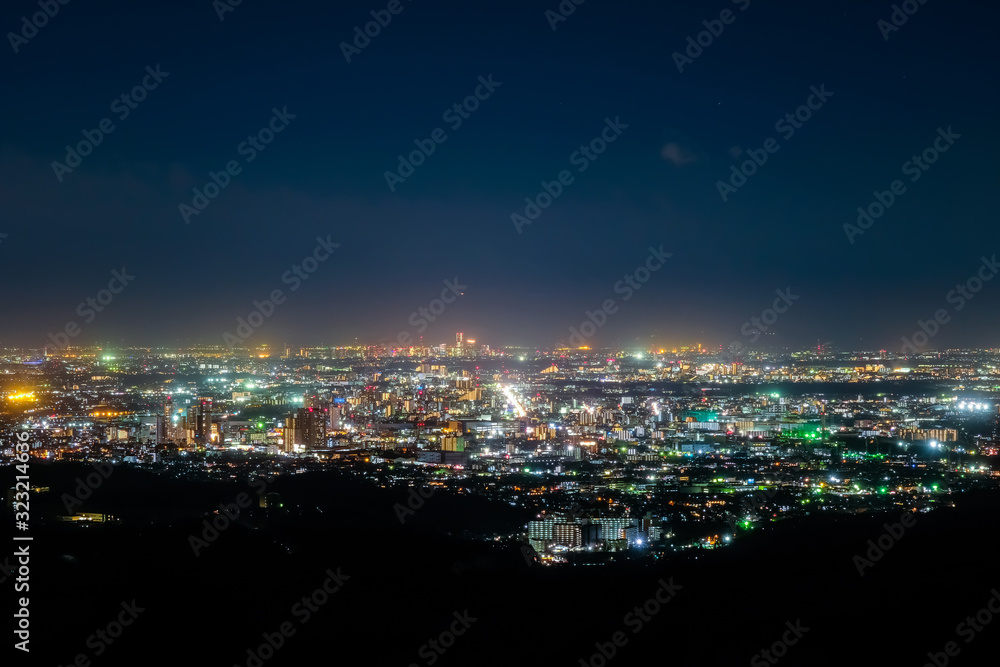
[299,407,327,448]
[283,415,298,453]
[161,397,173,444]
[456,332,464,346]
[188,399,213,444]
[283,407,327,451]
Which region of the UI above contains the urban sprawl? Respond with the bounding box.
[4,338,999,565]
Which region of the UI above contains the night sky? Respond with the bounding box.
[1,0,997,350]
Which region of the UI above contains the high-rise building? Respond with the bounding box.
[185,399,213,444]
[283,407,328,452]
[553,523,582,547]
[161,397,173,443]
[282,416,299,453]
[528,518,555,542]
[299,407,327,448]
[442,435,465,452]
[154,415,166,444]
[595,517,633,541]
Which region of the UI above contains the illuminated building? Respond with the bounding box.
[552,523,582,547]
[284,407,328,451]
[528,518,555,551]
[442,435,465,452]
[300,407,327,447]
[154,415,166,444]
[159,396,173,444]
[185,399,213,444]
[901,427,958,442]
[595,517,633,541]
[282,416,299,452]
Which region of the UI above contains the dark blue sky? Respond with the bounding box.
[1,0,997,351]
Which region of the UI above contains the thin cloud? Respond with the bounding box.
[660,142,697,165]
